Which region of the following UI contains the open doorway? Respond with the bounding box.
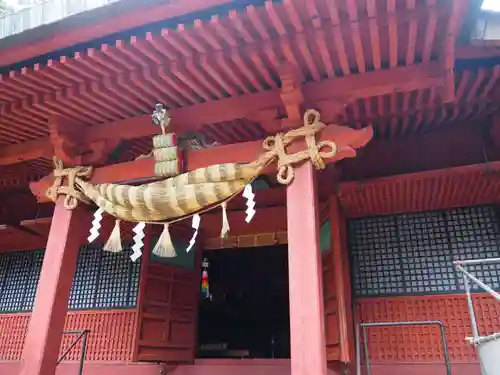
[197,245,290,359]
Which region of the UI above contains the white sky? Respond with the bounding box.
[3,0,22,10]
[4,0,19,6]
[482,0,500,12]
[3,0,41,10]
[3,0,500,12]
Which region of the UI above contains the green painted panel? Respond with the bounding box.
[150,238,195,269]
[320,220,331,253]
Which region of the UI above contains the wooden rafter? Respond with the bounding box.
[0,0,454,145]
[0,62,444,166]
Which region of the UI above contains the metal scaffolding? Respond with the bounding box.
[454,258,500,375]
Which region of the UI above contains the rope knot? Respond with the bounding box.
[46,157,93,210]
[259,109,337,185]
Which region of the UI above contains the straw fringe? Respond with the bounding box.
[152,224,177,258]
[104,220,123,252]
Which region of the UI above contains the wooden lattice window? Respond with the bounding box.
[0,246,140,314]
[349,205,500,297]
[69,245,140,310]
[0,250,44,313]
[447,206,500,291]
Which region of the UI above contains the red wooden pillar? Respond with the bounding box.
[287,162,327,375]
[329,195,355,364]
[19,198,86,375]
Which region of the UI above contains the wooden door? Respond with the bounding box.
[321,196,356,367]
[322,249,341,362]
[134,233,201,364]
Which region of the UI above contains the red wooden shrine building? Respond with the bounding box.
[1,0,500,375]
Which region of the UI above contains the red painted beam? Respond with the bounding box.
[0,0,233,67]
[201,205,287,238]
[455,45,500,60]
[30,124,373,202]
[85,89,281,142]
[0,139,53,165]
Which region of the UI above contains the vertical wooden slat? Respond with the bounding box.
[330,195,355,364]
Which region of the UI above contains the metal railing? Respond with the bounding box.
[356,320,451,375]
[57,330,90,375]
[454,258,500,375]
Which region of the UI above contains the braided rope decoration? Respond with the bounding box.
[45,109,338,214]
[253,109,338,185]
[46,157,93,209]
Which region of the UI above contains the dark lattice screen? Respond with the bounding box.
[349,217,404,295]
[69,245,102,309]
[23,251,44,310]
[349,205,500,297]
[0,246,140,313]
[0,250,44,312]
[398,212,456,294]
[69,245,140,310]
[447,206,500,291]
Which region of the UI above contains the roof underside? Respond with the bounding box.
[0,0,497,191]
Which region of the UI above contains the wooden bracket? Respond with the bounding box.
[279,61,304,127]
[84,139,120,165]
[48,116,119,165]
[314,99,348,124]
[278,62,348,126]
[48,116,83,165]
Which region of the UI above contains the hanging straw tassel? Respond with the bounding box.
[152,223,177,258]
[104,219,123,252]
[220,202,230,238]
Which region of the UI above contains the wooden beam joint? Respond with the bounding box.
[48,116,119,166]
[48,116,82,165]
[279,62,304,126]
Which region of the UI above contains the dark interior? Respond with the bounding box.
[197,245,290,359]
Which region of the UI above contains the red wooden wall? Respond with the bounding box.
[0,309,137,362]
[356,294,500,363]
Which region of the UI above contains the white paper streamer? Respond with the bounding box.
[87,208,104,243]
[130,222,146,262]
[243,184,256,223]
[220,202,230,238]
[186,214,201,252]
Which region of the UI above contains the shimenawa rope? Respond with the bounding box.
[46,109,337,214]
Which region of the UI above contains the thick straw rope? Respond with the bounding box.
[46,157,93,209]
[46,109,337,211]
[253,109,337,184]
